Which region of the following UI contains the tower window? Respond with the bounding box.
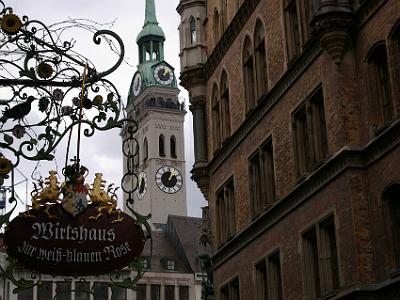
[153,41,160,60]
[159,135,165,157]
[189,16,196,44]
[144,138,148,161]
[171,136,177,158]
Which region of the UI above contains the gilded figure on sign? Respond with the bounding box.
[89,173,123,223]
[28,171,61,219]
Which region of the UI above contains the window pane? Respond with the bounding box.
[111,286,126,300]
[137,284,147,300]
[179,286,189,300]
[75,282,90,300]
[268,252,283,300]
[302,228,321,298]
[55,281,71,300]
[256,262,267,300]
[151,285,160,300]
[17,281,33,300]
[165,285,175,300]
[93,282,108,300]
[38,281,52,300]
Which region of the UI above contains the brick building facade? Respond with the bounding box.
[177,0,400,299]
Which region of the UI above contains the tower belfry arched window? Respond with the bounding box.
[159,134,166,157]
[170,136,177,158]
[143,138,148,161]
[189,16,196,44]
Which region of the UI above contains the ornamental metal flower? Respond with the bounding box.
[38,97,50,112]
[12,125,26,139]
[36,62,54,79]
[52,88,64,102]
[0,14,22,35]
[93,95,103,106]
[61,105,73,115]
[72,97,80,107]
[0,156,12,176]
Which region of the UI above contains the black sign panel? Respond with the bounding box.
[4,204,145,276]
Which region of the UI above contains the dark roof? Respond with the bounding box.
[142,231,189,273]
[141,215,211,274]
[167,215,211,273]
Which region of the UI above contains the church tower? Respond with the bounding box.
[125,0,187,228]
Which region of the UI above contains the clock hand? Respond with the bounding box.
[168,169,176,181]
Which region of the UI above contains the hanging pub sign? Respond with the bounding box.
[4,168,146,276]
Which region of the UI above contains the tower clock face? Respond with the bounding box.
[155,165,183,194]
[137,171,147,200]
[154,65,173,85]
[132,72,142,96]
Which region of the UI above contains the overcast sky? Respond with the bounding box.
[2,0,207,217]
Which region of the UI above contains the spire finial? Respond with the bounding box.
[144,0,158,25]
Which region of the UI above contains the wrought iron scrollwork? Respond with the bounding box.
[0,0,126,168]
[0,1,152,297]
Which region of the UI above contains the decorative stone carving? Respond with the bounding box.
[191,162,210,200]
[311,11,355,65]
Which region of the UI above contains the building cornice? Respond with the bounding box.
[212,120,400,268]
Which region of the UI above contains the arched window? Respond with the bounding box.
[366,43,394,126]
[212,84,221,151]
[220,71,231,141]
[170,136,177,158]
[143,138,148,161]
[383,184,400,266]
[213,9,220,46]
[243,35,255,111]
[159,135,165,157]
[254,20,268,99]
[189,16,196,44]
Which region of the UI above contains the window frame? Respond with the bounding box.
[292,87,328,178]
[215,177,236,245]
[248,137,275,218]
[301,214,340,299]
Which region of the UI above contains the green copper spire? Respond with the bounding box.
[136,0,165,43]
[144,0,157,25]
